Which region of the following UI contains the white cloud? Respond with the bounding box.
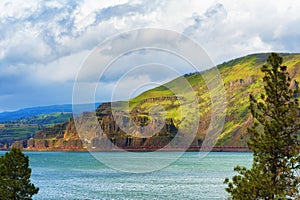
[174,0,300,63]
[33,50,90,83]
[1,0,300,111]
[72,0,130,33]
[4,31,52,65]
[0,0,39,20]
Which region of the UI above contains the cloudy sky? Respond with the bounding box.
[1,0,300,112]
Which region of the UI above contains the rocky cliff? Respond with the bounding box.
[11,53,300,151]
[12,118,83,150]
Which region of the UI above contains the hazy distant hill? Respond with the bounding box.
[0,112,73,149]
[0,103,101,149]
[0,103,101,122]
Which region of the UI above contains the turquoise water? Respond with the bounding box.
[0,152,252,200]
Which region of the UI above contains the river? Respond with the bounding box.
[0,151,252,200]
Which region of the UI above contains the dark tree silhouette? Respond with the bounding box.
[0,148,39,200]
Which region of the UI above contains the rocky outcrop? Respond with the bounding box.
[92,105,179,150]
[228,76,255,88]
[17,118,83,150]
[292,80,300,98]
[13,105,180,151]
[140,96,184,104]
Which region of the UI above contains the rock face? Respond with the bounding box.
[228,76,255,88]
[13,105,180,151]
[18,118,83,150]
[92,103,180,150]
[140,96,184,104]
[293,80,300,98]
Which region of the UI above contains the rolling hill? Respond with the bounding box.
[9,53,300,151]
[0,112,73,149]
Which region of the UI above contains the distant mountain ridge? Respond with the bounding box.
[0,103,101,149]
[0,103,101,122]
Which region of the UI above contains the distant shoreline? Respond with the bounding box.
[0,146,251,152]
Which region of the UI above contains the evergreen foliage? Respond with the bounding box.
[225,53,300,199]
[0,148,39,200]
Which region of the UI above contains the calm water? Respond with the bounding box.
[0,151,252,200]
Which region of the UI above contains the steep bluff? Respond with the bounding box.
[94,103,181,149]
[12,118,83,150]
[12,105,181,150]
[11,53,300,151]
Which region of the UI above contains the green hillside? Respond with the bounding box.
[110,53,300,147]
[9,53,300,151]
[0,112,72,148]
[10,112,73,125]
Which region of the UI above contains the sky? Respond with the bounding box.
[1,0,300,112]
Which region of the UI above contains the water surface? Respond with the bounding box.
[0,151,252,199]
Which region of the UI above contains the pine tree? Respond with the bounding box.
[224,53,300,199]
[0,148,39,200]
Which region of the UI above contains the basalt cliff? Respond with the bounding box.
[11,53,300,151]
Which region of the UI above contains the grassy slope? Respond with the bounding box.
[0,112,72,144]
[14,112,73,125]
[126,53,300,146]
